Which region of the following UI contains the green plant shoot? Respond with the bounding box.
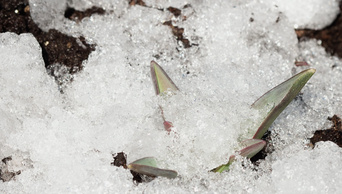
[150,60,178,95]
[127,157,178,179]
[212,139,266,172]
[213,68,315,172]
[251,68,316,139]
[150,61,179,132]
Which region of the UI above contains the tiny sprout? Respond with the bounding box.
[251,68,316,139]
[213,68,315,172]
[127,157,178,179]
[150,61,179,132]
[148,61,316,174]
[212,139,266,172]
[150,60,178,95]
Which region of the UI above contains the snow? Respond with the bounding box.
[271,141,342,193]
[265,0,340,29]
[1,0,342,193]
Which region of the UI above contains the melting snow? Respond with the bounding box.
[1,0,342,193]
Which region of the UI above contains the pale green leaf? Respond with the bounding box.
[211,155,235,173]
[150,61,179,95]
[128,157,178,179]
[212,139,265,173]
[251,68,315,139]
[129,157,158,168]
[239,139,266,158]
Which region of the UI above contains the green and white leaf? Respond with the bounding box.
[239,139,266,158]
[251,68,315,139]
[212,139,266,173]
[150,61,179,95]
[211,155,235,173]
[128,157,178,179]
[129,157,158,167]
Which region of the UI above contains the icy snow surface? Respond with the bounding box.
[1,0,342,193]
[264,0,340,29]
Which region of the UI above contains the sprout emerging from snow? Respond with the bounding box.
[129,62,315,178]
[251,68,316,139]
[123,61,180,180]
[212,139,267,173]
[127,157,178,179]
[213,68,316,172]
[150,60,179,132]
[150,60,179,95]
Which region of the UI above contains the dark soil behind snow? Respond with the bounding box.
[1,0,342,182]
[296,2,342,60]
[310,115,342,147]
[0,0,102,75]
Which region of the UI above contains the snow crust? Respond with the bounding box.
[1,0,342,193]
[265,0,340,29]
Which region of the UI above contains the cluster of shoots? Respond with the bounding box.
[126,60,315,179]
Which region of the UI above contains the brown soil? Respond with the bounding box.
[310,115,342,147]
[296,2,342,59]
[163,20,192,48]
[0,156,21,182]
[250,130,274,165]
[64,6,105,22]
[0,0,103,78]
[167,7,182,17]
[111,152,127,168]
[128,0,147,7]
[162,5,197,49]
[251,115,342,165]
[111,152,154,184]
[3,0,342,183]
[128,0,196,49]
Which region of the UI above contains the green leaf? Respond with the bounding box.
[211,155,235,173]
[239,139,266,158]
[129,157,158,167]
[211,139,265,173]
[150,61,179,95]
[251,68,315,139]
[127,157,178,179]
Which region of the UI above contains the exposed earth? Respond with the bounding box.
[1,0,342,183]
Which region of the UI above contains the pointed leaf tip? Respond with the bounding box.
[251,68,316,139]
[308,68,316,74]
[150,61,179,95]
